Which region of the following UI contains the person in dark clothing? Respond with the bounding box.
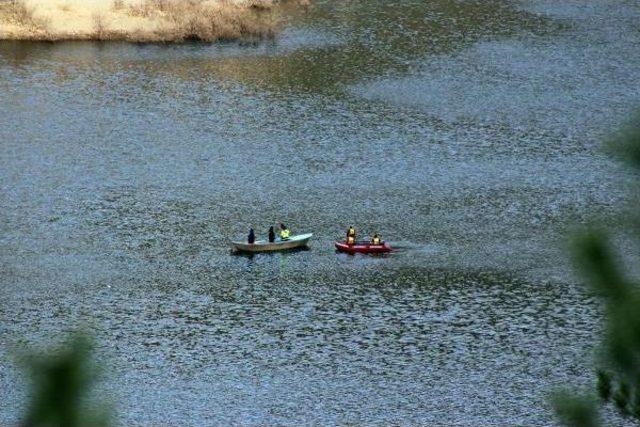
[268,226,275,243]
[248,228,255,244]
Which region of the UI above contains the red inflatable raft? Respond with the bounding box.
[335,241,393,254]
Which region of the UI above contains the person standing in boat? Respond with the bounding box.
[279,223,291,240]
[248,228,255,244]
[268,226,276,243]
[347,226,356,245]
[370,233,382,245]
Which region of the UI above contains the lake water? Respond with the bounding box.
[2,0,640,425]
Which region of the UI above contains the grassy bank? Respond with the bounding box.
[0,0,308,42]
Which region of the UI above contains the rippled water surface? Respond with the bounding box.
[2,0,640,425]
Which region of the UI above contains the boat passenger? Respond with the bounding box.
[371,233,382,245]
[279,223,291,240]
[347,226,356,245]
[268,226,276,243]
[248,228,255,244]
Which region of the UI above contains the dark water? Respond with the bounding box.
[1,0,639,425]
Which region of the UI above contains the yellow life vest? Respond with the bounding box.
[280,229,291,239]
[372,237,381,245]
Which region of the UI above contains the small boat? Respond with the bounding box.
[335,240,392,254]
[232,233,313,253]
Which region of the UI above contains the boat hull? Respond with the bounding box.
[335,241,392,254]
[232,233,313,253]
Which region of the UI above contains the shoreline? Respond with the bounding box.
[0,0,308,43]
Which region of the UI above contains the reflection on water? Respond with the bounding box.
[0,0,559,93]
[197,0,560,92]
[232,245,311,261]
[1,0,639,425]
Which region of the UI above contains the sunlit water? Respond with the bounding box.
[1,0,639,425]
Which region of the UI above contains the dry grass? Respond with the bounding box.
[112,0,125,12]
[0,0,49,32]
[126,0,277,41]
[0,0,308,42]
[92,12,106,39]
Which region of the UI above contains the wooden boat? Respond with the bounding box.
[232,233,313,253]
[335,240,392,254]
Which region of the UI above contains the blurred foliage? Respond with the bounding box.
[552,393,601,427]
[554,114,640,427]
[20,333,109,427]
[606,115,640,168]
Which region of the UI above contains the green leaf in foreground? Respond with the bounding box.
[552,392,601,427]
[554,114,640,425]
[21,333,109,427]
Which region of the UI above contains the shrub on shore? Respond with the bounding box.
[0,0,50,37]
